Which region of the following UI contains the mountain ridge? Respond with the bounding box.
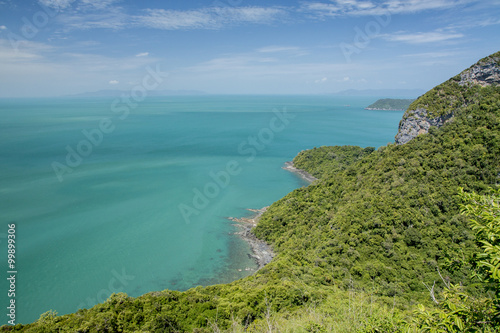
[395,51,500,145]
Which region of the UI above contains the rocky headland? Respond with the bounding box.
[395,51,500,145]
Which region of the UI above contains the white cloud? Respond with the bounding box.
[336,76,351,82]
[109,80,119,84]
[136,52,149,57]
[186,54,357,78]
[301,0,477,17]
[135,9,213,30]
[78,0,120,10]
[0,37,163,97]
[0,39,54,62]
[257,46,301,53]
[315,77,328,83]
[256,46,309,57]
[53,5,287,32]
[0,25,6,30]
[400,51,458,58]
[135,7,286,30]
[38,0,120,11]
[188,55,279,72]
[56,7,128,30]
[381,31,464,44]
[38,0,75,10]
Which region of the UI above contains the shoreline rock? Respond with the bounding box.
[227,162,317,271]
[282,161,318,183]
[228,207,275,270]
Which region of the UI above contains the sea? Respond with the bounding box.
[0,95,405,324]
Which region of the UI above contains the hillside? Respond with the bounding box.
[3,52,500,332]
[395,51,500,145]
[365,98,415,111]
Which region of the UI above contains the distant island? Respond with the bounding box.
[365,98,415,111]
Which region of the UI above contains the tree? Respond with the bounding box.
[403,188,500,332]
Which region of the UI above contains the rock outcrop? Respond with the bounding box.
[395,108,454,145]
[459,55,500,87]
[395,51,500,145]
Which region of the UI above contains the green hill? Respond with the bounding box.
[365,98,415,111]
[3,51,500,332]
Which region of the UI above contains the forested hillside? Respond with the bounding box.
[262,84,499,301]
[3,53,499,333]
[365,99,415,110]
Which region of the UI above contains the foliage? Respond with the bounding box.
[461,188,500,288]
[293,145,375,179]
[1,52,499,332]
[473,51,500,70]
[400,189,500,332]
[407,80,469,118]
[365,99,415,111]
[405,284,498,332]
[407,51,499,119]
[257,85,500,303]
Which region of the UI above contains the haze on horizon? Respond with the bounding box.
[0,0,499,98]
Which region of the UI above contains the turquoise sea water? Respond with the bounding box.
[0,95,404,324]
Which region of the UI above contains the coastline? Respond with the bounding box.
[228,161,316,271]
[229,207,274,270]
[282,161,318,183]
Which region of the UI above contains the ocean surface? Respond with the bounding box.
[0,95,404,324]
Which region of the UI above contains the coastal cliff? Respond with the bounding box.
[395,51,500,145]
[458,52,500,86]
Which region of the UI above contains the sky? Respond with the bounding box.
[0,0,499,97]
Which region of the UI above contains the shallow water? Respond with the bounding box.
[0,95,404,324]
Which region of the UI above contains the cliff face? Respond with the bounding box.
[395,108,453,145]
[395,51,500,145]
[459,55,500,87]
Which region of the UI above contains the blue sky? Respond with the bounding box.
[0,0,499,97]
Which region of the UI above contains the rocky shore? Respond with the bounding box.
[282,161,318,183]
[227,163,316,271]
[228,207,275,270]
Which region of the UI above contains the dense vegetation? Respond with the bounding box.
[292,146,375,179]
[407,51,500,118]
[2,53,499,332]
[403,188,500,332]
[365,99,415,111]
[256,85,499,300]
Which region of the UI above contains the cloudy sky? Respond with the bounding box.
[0,0,499,97]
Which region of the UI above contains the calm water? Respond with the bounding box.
[0,95,404,324]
